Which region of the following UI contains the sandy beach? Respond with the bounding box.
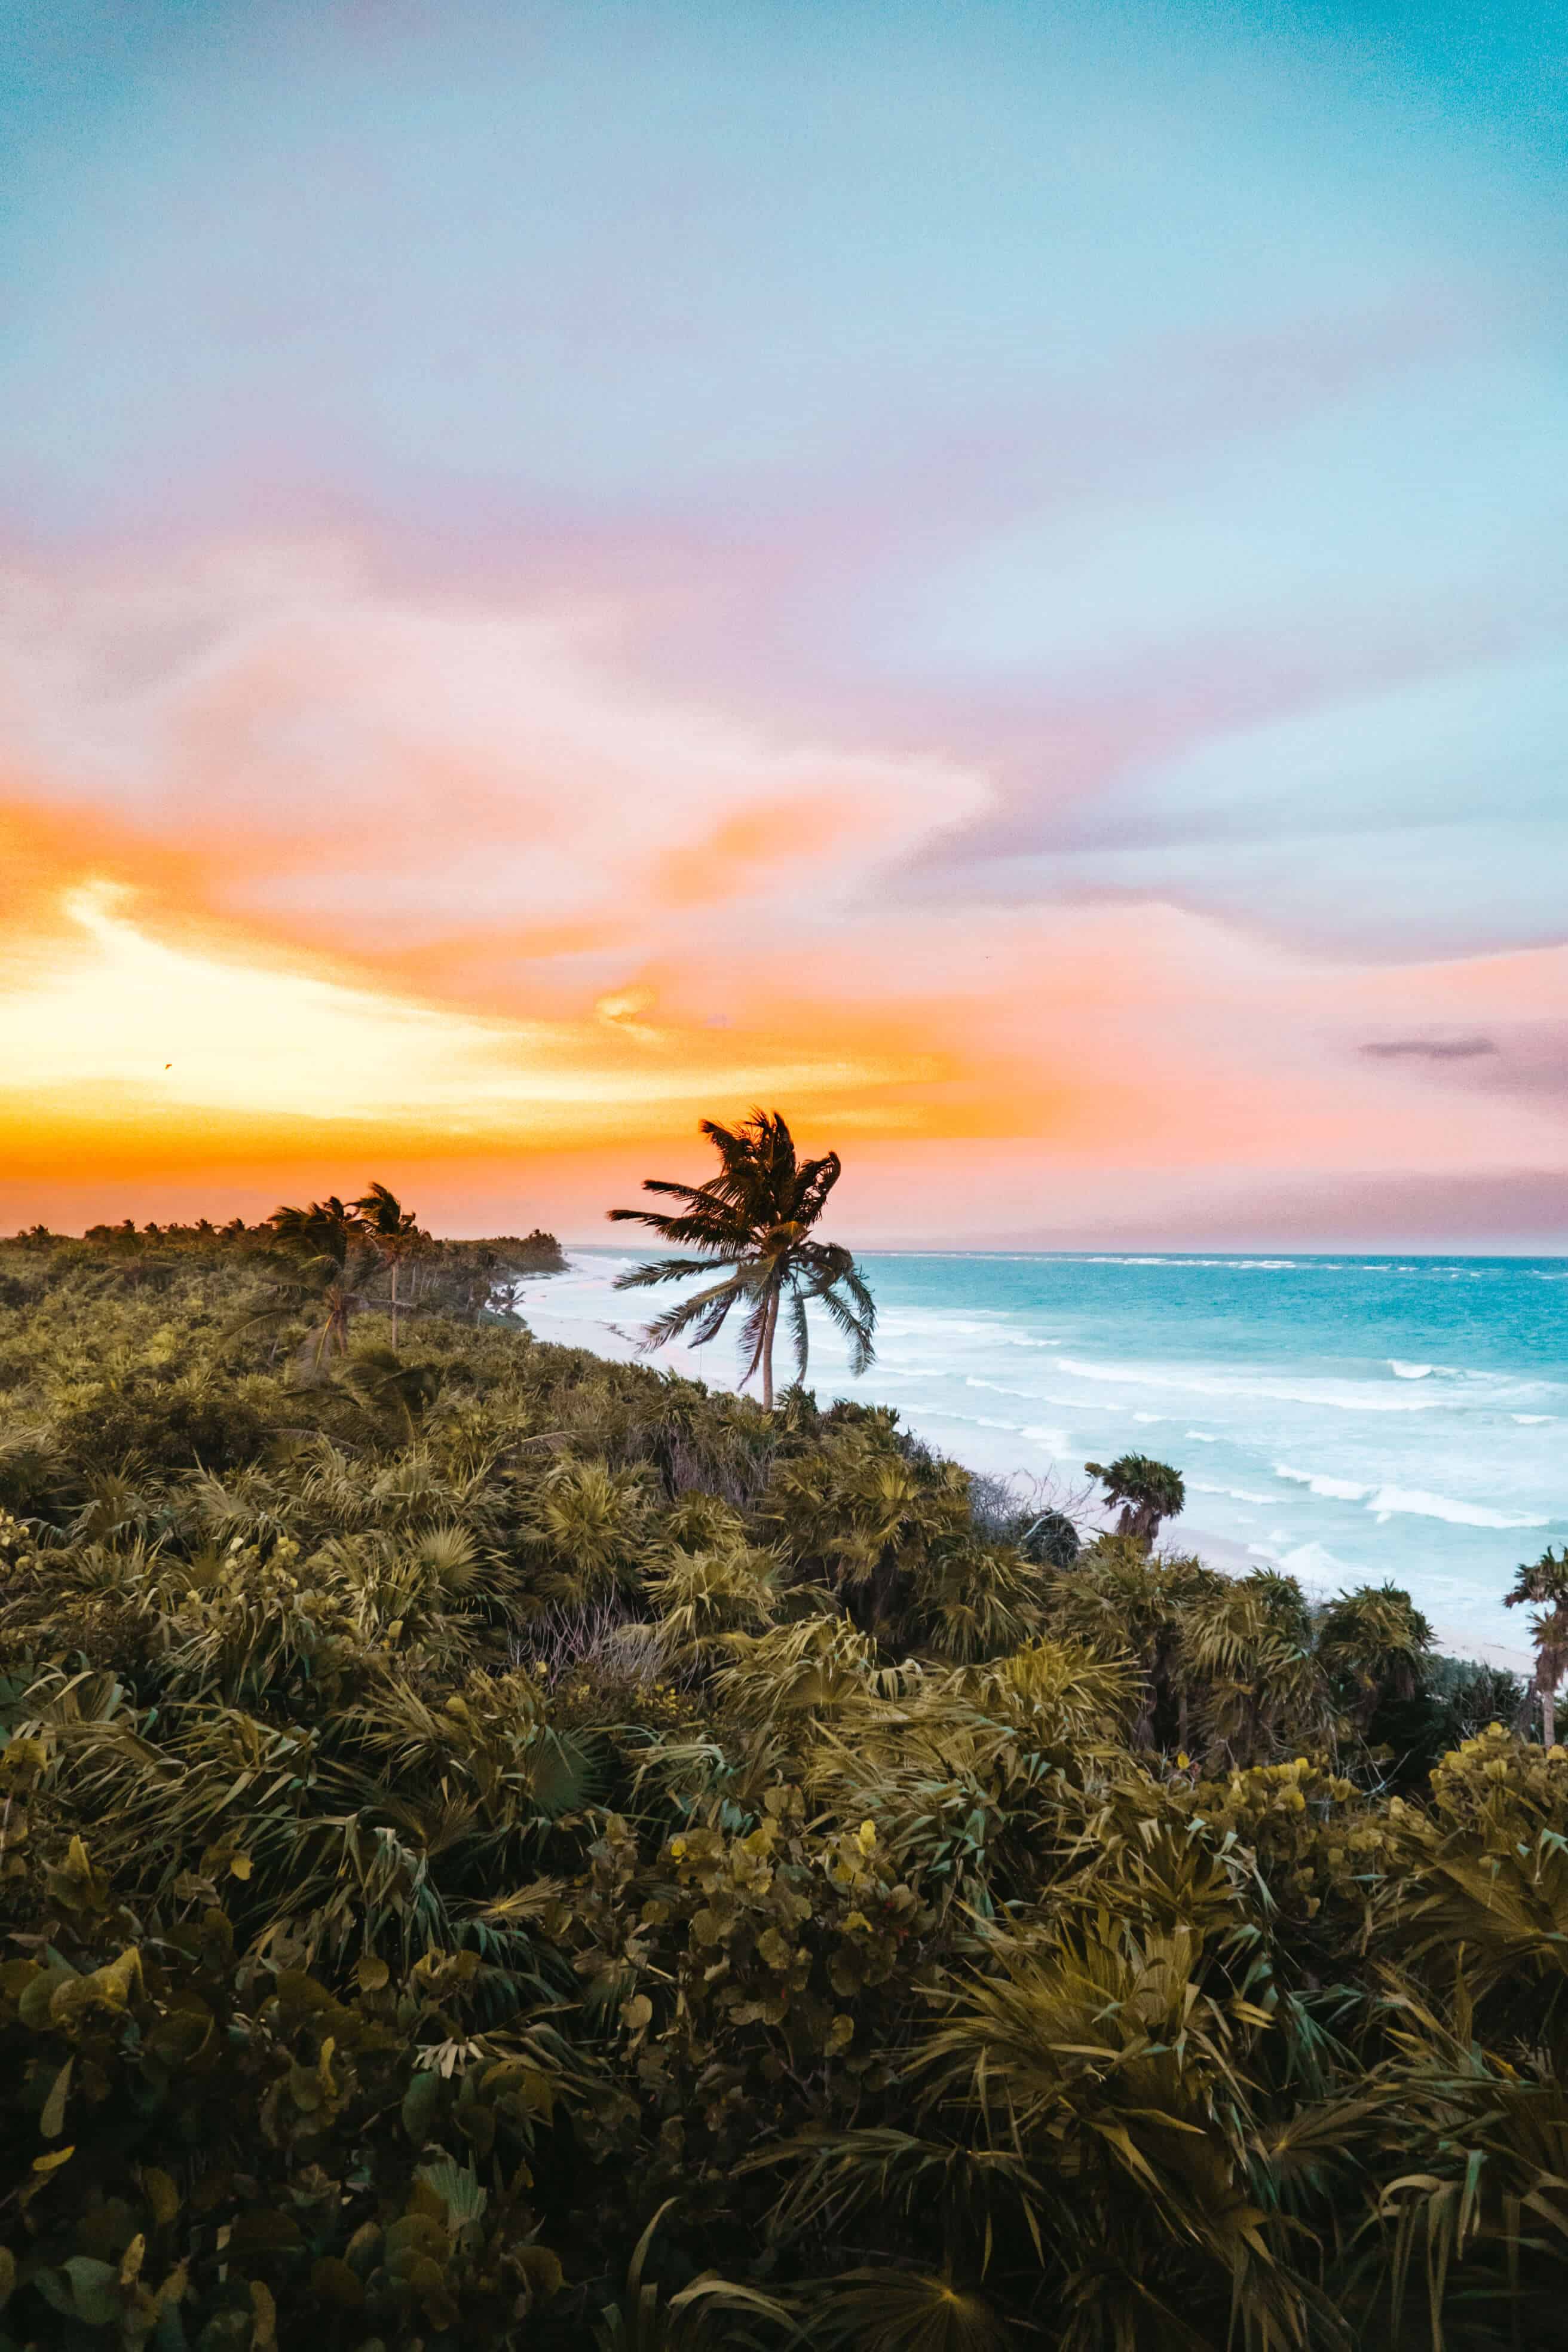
[510,1252,1548,1680]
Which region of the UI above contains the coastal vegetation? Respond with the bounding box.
[0,1203,1561,2350]
[1505,1544,1568,1749]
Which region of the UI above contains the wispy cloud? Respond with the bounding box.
[1360,1037,1499,1059]
[1,535,1563,1241]
[0,2,1563,1238]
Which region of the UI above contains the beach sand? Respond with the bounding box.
[504,1264,1539,1681]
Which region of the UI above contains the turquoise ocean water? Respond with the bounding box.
[515,1250,1567,1656]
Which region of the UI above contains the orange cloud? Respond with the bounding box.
[0,873,941,1165]
[657,793,897,906]
[1,532,1563,1238]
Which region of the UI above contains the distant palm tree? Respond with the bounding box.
[246,1196,372,1369]
[1085,1453,1186,1551]
[1506,1544,1568,1747]
[270,1195,359,1257]
[607,1109,875,1411]
[354,1181,421,1348]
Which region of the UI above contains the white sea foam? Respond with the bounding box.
[1055,1356,1448,1413]
[923,1408,1029,1437]
[1365,1486,1549,1531]
[1270,1464,1546,1529]
[911,1315,1010,1334]
[1086,1255,1299,1270]
[1275,1465,1372,1502]
[1276,1541,1362,1584]
[521,1248,1560,1655]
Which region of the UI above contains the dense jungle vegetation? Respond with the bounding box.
[0,1211,1563,2352]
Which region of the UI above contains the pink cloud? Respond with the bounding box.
[0,529,1562,1241]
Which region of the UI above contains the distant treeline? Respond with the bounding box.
[14,1215,568,1270]
[7,1209,566,1324]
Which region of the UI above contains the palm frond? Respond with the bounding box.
[614,1255,742,1290]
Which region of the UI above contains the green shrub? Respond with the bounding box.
[0,1228,1559,2349]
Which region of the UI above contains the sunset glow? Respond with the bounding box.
[2,2,1563,1245]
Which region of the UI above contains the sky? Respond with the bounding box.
[1,0,1565,1247]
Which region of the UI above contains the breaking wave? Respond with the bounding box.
[1365,1486,1549,1531]
[1054,1356,1449,1413]
[1275,1465,1371,1502]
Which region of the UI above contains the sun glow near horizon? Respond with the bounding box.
[0,876,945,1177]
[1,1,1564,1244]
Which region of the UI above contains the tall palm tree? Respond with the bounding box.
[1505,1544,1568,1746]
[354,1181,421,1347]
[607,1109,876,1411]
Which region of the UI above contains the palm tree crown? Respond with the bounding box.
[268,1194,359,1263]
[1505,1543,1568,1746]
[250,1195,372,1368]
[354,1181,422,1347]
[1085,1452,1186,1551]
[607,1108,875,1409]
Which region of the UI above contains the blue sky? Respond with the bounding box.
[0,0,1564,1238]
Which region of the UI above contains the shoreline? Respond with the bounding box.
[507,1262,1538,1683]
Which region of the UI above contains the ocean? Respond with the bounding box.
[511,1249,1567,1661]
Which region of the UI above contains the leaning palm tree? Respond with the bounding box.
[354,1181,421,1346]
[238,1196,372,1370]
[607,1109,875,1410]
[269,1194,359,1254]
[1505,1544,1568,1746]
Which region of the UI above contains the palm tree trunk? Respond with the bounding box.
[761,1284,780,1411]
[1542,1662,1557,1749]
[390,1257,399,1350]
